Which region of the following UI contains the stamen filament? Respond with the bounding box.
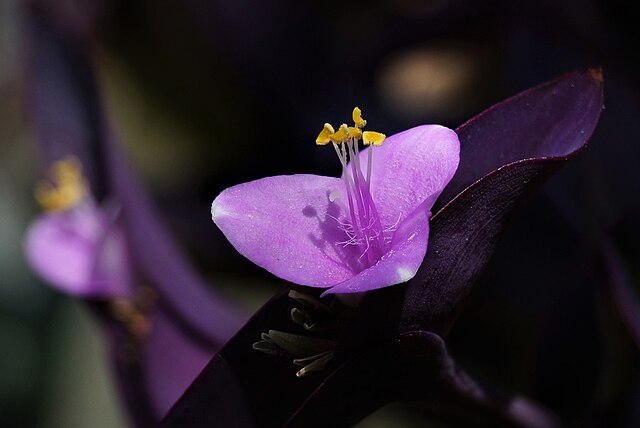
[317,108,390,270]
[366,145,374,192]
[347,140,368,220]
[346,139,377,265]
[350,139,387,259]
[333,142,366,266]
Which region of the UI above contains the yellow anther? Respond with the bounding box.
[315,123,336,145]
[363,131,386,146]
[352,107,367,129]
[329,124,350,143]
[52,157,82,182]
[35,156,88,212]
[347,126,362,140]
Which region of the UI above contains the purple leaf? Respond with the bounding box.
[287,331,560,428]
[142,307,214,417]
[162,306,559,428]
[161,289,307,427]
[600,235,640,348]
[24,2,110,200]
[399,69,604,334]
[104,133,246,347]
[438,69,605,208]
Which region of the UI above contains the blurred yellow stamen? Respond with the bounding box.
[35,156,88,212]
[363,131,386,146]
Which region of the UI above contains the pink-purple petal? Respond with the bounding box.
[211,174,359,287]
[213,127,460,293]
[91,225,134,297]
[356,125,460,227]
[322,200,431,295]
[24,206,133,298]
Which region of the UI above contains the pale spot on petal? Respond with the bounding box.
[211,200,229,220]
[397,266,415,282]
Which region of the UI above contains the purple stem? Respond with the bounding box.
[103,130,246,348]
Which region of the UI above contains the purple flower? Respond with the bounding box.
[24,157,133,299]
[211,108,460,295]
[165,70,604,428]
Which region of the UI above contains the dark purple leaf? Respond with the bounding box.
[25,3,108,199]
[162,70,602,427]
[600,235,640,348]
[95,308,157,428]
[287,331,560,428]
[143,306,215,417]
[104,133,246,348]
[161,289,309,427]
[438,69,605,208]
[162,307,559,428]
[399,69,603,334]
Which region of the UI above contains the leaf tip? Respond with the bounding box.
[588,68,604,83]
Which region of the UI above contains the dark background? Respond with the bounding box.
[1,0,639,426]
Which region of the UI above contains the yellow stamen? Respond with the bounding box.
[316,123,336,145]
[352,107,367,129]
[329,124,350,143]
[363,131,386,146]
[35,156,88,212]
[347,126,362,140]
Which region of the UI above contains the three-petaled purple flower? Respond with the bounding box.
[212,108,460,295]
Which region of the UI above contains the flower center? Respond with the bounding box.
[316,108,389,269]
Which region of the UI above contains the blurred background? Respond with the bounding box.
[1,0,639,426]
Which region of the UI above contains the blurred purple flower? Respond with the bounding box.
[212,119,459,295]
[24,157,133,299]
[25,203,132,299]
